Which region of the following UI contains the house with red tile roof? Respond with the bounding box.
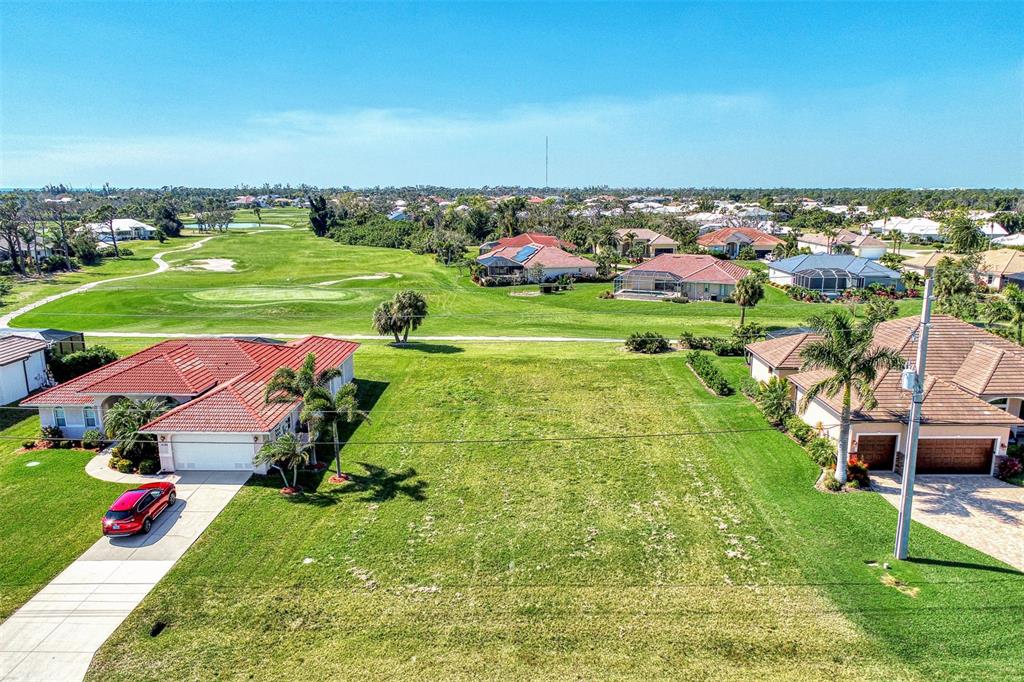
[612,254,749,300]
[476,244,597,283]
[697,227,784,259]
[479,232,576,255]
[22,336,359,473]
[745,315,1024,475]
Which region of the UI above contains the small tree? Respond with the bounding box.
[104,397,168,459]
[372,290,429,343]
[985,283,1024,344]
[253,206,262,226]
[91,204,119,257]
[941,210,985,254]
[302,382,369,479]
[733,274,765,325]
[254,434,311,489]
[864,296,899,324]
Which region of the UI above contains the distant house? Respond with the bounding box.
[865,217,943,241]
[993,233,1024,248]
[613,254,749,301]
[0,328,85,357]
[613,228,678,258]
[84,218,157,242]
[0,335,50,404]
[746,315,1023,474]
[768,255,902,295]
[478,232,575,256]
[476,245,597,283]
[697,227,783,259]
[387,208,409,222]
[903,249,1024,290]
[228,195,258,207]
[797,230,888,260]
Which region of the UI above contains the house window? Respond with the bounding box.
[84,407,97,427]
[54,407,67,427]
[988,398,1009,411]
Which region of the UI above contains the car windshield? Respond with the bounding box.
[104,510,134,521]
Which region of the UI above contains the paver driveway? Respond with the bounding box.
[0,470,248,682]
[874,473,1024,570]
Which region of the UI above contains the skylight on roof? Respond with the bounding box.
[513,245,539,263]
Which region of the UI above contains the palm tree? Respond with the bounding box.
[940,210,985,254]
[755,376,792,426]
[265,353,342,464]
[372,290,429,343]
[253,433,311,489]
[819,226,837,255]
[886,229,903,255]
[799,311,904,485]
[103,397,168,456]
[985,284,1024,343]
[302,382,369,479]
[733,274,765,325]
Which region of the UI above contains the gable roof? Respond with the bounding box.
[22,337,359,434]
[614,228,678,245]
[0,335,49,366]
[620,254,749,284]
[797,229,887,249]
[697,227,783,248]
[484,233,575,251]
[745,332,818,370]
[477,244,595,269]
[769,254,900,278]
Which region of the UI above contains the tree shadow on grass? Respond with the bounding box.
[906,557,1023,576]
[390,342,464,354]
[291,462,429,507]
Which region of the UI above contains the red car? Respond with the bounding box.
[102,482,176,536]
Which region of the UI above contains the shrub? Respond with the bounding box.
[598,290,615,299]
[82,429,104,450]
[678,332,714,350]
[739,376,760,399]
[21,439,36,449]
[41,425,63,440]
[736,245,757,260]
[785,416,813,444]
[661,293,689,304]
[996,457,1023,481]
[686,351,733,396]
[807,437,837,467]
[823,470,842,492]
[138,459,160,475]
[113,457,134,473]
[847,457,871,488]
[731,323,766,344]
[0,261,13,275]
[755,376,792,426]
[104,247,134,257]
[55,439,73,449]
[711,339,744,356]
[625,331,671,354]
[49,346,118,382]
[1006,443,1023,461]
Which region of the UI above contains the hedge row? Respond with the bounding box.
[685,351,733,396]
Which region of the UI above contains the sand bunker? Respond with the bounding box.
[314,273,403,286]
[178,258,237,272]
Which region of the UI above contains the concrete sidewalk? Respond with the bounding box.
[0,471,248,681]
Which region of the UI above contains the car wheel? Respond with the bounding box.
[141,518,152,534]
[168,492,176,506]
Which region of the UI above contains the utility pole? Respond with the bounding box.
[894,277,933,560]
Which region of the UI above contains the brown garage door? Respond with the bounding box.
[857,435,897,470]
[917,439,993,474]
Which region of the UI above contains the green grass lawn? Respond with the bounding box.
[11,226,922,338]
[0,235,206,320]
[86,343,1022,680]
[0,410,130,621]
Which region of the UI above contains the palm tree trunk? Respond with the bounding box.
[837,386,852,485]
[292,465,299,488]
[278,466,289,488]
[109,222,120,258]
[333,421,342,476]
[740,306,747,325]
[402,326,410,343]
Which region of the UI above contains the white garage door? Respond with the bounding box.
[172,436,253,471]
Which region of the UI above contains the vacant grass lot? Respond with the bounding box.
[0,410,129,621]
[12,224,921,338]
[88,343,1022,680]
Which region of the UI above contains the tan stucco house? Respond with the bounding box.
[745,316,1024,476]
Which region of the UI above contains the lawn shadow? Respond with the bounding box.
[390,342,464,354]
[906,557,1023,576]
[285,462,429,507]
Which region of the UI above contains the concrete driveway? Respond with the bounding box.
[874,473,1024,571]
[0,470,248,682]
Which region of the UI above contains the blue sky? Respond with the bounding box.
[2,1,1022,188]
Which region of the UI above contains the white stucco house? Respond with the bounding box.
[745,315,1023,476]
[84,218,158,242]
[0,335,51,405]
[21,336,359,473]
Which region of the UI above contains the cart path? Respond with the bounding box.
[0,237,218,328]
